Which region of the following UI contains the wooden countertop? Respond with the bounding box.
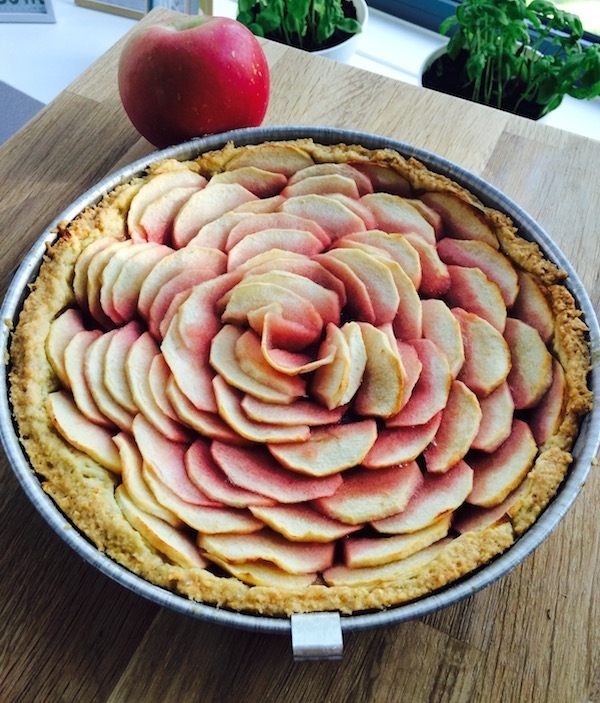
[0,8,599,702]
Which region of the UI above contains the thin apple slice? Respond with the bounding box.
[314,462,424,524]
[323,539,449,587]
[185,439,275,508]
[362,411,442,469]
[187,211,251,250]
[126,167,207,241]
[86,239,132,328]
[210,441,342,503]
[453,481,528,534]
[125,331,190,442]
[226,211,330,249]
[360,192,436,244]
[165,376,249,445]
[241,394,345,426]
[73,237,119,314]
[137,246,227,320]
[452,308,511,397]
[287,162,373,195]
[504,316,553,409]
[46,308,87,388]
[97,239,136,322]
[147,353,180,422]
[208,166,287,198]
[467,419,538,507]
[353,322,405,419]
[115,485,207,569]
[420,191,499,249]
[396,340,422,408]
[424,380,482,474]
[227,228,326,271]
[224,142,315,176]
[350,160,412,196]
[84,329,135,431]
[529,358,567,445]
[211,325,305,405]
[445,265,507,332]
[325,193,379,230]
[114,431,180,525]
[268,420,378,477]
[386,338,452,427]
[387,257,423,341]
[234,328,307,399]
[205,556,317,588]
[403,233,451,297]
[64,329,113,427]
[137,185,201,244]
[472,381,515,452]
[104,320,143,415]
[373,460,473,534]
[437,237,519,307]
[344,514,451,568]
[405,199,443,236]
[249,503,361,542]
[315,252,376,323]
[198,529,335,574]
[172,182,258,248]
[511,270,554,343]
[212,375,310,444]
[420,298,465,378]
[280,193,366,241]
[47,390,120,472]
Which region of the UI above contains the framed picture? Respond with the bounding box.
[0,0,55,23]
[74,0,206,19]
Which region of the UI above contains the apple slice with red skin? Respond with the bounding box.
[210,440,342,503]
[372,460,473,534]
[403,233,451,297]
[84,329,135,431]
[224,142,315,176]
[198,529,335,574]
[405,199,444,236]
[353,322,405,418]
[103,320,143,415]
[323,539,450,587]
[314,461,424,525]
[280,193,366,241]
[396,340,422,407]
[249,503,361,542]
[114,431,181,526]
[452,308,511,397]
[437,237,519,307]
[46,308,87,388]
[268,420,378,477]
[282,173,361,200]
[86,239,132,328]
[388,258,423,341]
[445,264,507,332]
[288,162,374,195]
[73,237,119,314]
[209,166,287,198]
[234,194,286,214]
[504,316,553,409]
[386,338,451,427]
[424,380,482,474]
[47,390,121,472]
[326,193,379,230]
[115,485,207,569]
[147,353,180,422]
[186,211,251,250]
[241,394,345,426]
[172,182,258,248]
[225,211,330,250]
[315,252,376,324]
[511,270,554,343]
[419,191,499,249]
[467,419,538,507]
[126,168,207,241]
[453,480,528,534]
[344,514,451,567]
[420,298,465,379]
[349,161,412,196]
[212,375,310,444]
[529,358,567,445]
[227,228,326,271]
[126,331,191,442]
[137,185,201,244]
[472,381,514,453]
[362,411,442,469]
[165,376,250,445]
[336,230,422,288]
[98,239,136,321]
[205,556,317,588]
[64,329,114,427]
[360,192,436,245]
[185,439,275,508]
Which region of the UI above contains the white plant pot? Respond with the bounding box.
[313,0,368,63]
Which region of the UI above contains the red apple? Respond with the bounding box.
[118,17,270,148]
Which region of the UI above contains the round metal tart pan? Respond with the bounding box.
[1,126,599,658]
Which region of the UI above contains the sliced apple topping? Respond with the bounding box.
[44,143,583,598]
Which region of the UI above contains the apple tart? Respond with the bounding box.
[9,138,593,616]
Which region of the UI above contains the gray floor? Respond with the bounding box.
[0,81,44,145]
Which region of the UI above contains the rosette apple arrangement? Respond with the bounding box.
[422,0,600,119]
[236,0,362,52]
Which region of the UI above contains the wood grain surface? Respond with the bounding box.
[0,9,598,702]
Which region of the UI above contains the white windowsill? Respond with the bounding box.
[0,0,598,143]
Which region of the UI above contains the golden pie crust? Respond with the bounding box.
[8,139,593,616]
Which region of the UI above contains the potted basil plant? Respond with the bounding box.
[237,0,367,62]
[421,0,600,119]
